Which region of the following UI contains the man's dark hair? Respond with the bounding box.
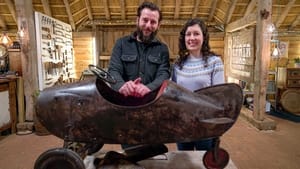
[137,2,162,22]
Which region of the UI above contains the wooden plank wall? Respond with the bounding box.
[210,35,225,60]
[97,26,225,68]
[55,30,300,81]
[72,27,225,80]
[73,32,95,79]
[270,35,300,69]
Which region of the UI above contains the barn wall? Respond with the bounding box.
[96,26,225,69]
[70,30,300,81]
[72,27,230,80]
[270,35,300,69]
[73,32,95,79]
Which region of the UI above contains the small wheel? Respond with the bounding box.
[34,148,85,169]
[203,148,229,169]
[88,64,116,84]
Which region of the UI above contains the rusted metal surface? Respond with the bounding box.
[36,78,243,145]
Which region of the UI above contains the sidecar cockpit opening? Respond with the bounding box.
[95,78,167,106]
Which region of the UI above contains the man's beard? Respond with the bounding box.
[136,27,157,44]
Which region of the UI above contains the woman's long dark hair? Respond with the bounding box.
[176,18,217,69]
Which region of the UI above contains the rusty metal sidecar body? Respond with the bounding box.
[34,69,243,169]
[36,77,243,145]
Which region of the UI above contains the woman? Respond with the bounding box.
[172,18,225,150]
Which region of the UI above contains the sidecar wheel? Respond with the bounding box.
[203,148,229,169]
[34,148,85,169]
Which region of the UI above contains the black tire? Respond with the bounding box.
[34,148,85,169]
[203,148,229,169]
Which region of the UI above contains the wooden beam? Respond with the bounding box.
[289,14,300,30]
[275,0,296,28]
[87,19,216,26]
[5,0,17,22]
[84,0,93,20]
[120,0,126,20]
[0,16,7,30]
[76,17,89,31]
[63,0,76,30]
[226,13,256,32]
[208,0,218,22]
[224,0,238,24]
[103,0,111,20]
[253,0,272,121]
[214,15,223,24]
[73,8,86,17]
[14,0,39,121]
[70,0,81,6]
[41,0,52,17]
[244,0,256,17]
[174,0,181,19]
[75,15,88,25]
[192,0,200,18]
[82,0,96,30]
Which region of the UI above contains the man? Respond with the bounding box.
[83,3,170,167]
[108,1,170,98]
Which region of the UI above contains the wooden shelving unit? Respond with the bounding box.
[0,78,17,133]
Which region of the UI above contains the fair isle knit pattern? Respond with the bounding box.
[174,55,224,91]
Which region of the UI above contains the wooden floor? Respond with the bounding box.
[0,111,300,169]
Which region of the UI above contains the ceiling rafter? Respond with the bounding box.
[192,0,200,18]
[208,0,218,22]
[224,0,238,25]
[214,15,223,24]
[86,19,216,27]
[174,0,181,19]
[226,12,256,32]
[120,0,126,20]
[63,0,75,30]
[70,0,81,6]
[103,0,111,20]
[275,0,296,28]
[73,8,86,17]
[84,0,95,30]
[0,16,7,30]
[75,15,88,25]
[5,0,16,23]
[84,0,93,20]
[76,15,89,31]
[244,0,256,17]
[1,0,300,33]
[289,14,300,30]
[73,8,88,17]
[52,14,68,18]
[41,0,52,17]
